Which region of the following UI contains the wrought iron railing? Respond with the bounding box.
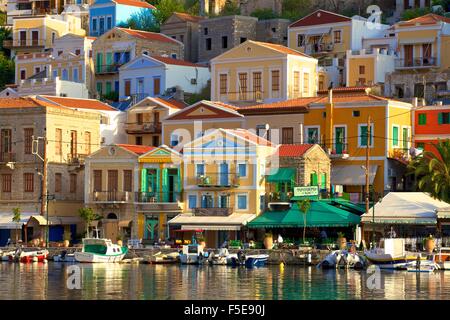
[0,152,16,162]
[125,121,162,134]
[192,207,233,216]
[395,57,438,68]
[196,173,240,187]
[135,191,181,203]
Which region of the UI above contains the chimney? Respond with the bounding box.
[412,97,418,107]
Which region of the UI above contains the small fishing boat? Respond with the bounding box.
[1,249,16,262]
[74,238,127,263]
[53,250,77,263]
[208,248,232,265]
[364,238,424,269]
[146,251,179,264]
[16,248,49,263]
[318,250,367,269]
[433,247,450,270]
[179,244,207,265]
[229,251,269,268]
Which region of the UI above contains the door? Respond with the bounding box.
[335,127,345,154]
[19,31,26,46]
[31,30,38,46]
[106,52,112,71]
[144,217,159,240]
[282,127,294,144]
[107,170,118,201]
[99,17,105,35]
[404,45,413,67]
[422,43,432,65]
[220,163,229,186]
[70,130,77,158]
[96,53,103,73]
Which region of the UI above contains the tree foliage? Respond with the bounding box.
[281,0,313,21]
[0,54,14,90]
[119,9,159,32]
[78,207,102,234]
[401,7,432,20]
[408,140,450,203]
[152,0,185,25]
[250,8,280,20]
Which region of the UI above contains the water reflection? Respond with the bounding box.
[1,263,450,300]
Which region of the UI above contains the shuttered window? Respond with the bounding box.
[123,170,132,192]
[418,113,427,125]
[24,173,34,192]
[70,174,77,193]
[392,126,399,147]
[55,173,62,193]
[24,128,33,154]
[2,174,11,192]
[271,70,280,93]
[94,170,102,191]
[219,74,227,95]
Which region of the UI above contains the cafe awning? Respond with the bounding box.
[248,201,360,228]
[118,219,132,227]
[26,216,81,226]
[266,167,296,183]
[168,213,255,231]
[438,207,450,220]
[331,165,378,186]
[0,212,35,229]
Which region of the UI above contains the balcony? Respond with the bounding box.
[395,57,439,69]
[135,192,182,212]
[305,42,334,55]
[125,121,162,134]
[67,153,87,165]
[266,192,292,203]
[95,64,122,75]
[92,191,133,203]
[320,143,349,160]
[3,39,46,49]
[196,174,240,188]
[0,152,16,163]
[192,207,233,216]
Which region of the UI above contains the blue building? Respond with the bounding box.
[89,0,156,37]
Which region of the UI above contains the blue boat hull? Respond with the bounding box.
[244,256,268,268]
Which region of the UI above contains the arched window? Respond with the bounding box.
[107,212,118,219]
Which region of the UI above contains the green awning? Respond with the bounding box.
[324,198,366,214]
[266,167,296,183]
[248,201,361,228]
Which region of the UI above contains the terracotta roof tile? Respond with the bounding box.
[249,40,313,58]
[210,101,240,111]
[117,144,155,155]
[113,0,155,9]
[227,129,274,147]
[290,9,351,28]
[238,97,319,114]
[150,55,207,67]
[398,13,450,26]
[0,97,65,110]
[152,97,187,109]
[277,144,315,157]
[40,96,117,111]
[173,12,206,23]
[117,28,179,44]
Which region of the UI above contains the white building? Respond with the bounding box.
[118,54,210,105]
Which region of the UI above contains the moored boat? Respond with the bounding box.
[146,251,179,264]
[433,247,450,270]
[207,248,231,265]
[179,244,206,265]
[229,251,269,268]
[17,249,49,263]
[74,238,127,263]
[53,250,77,263]
[318,250,367,269]
[364,238,424,269]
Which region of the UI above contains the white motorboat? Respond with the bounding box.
[145,251,179,264]
[179,244,206,265]
[364,238,425,269]
[53,250,77,263]
[318,250,367,269]
[208,248,231,265]
[433,247,450,270]
[74,238,127,263]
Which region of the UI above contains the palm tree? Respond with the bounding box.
[408,139,450,203]
[11,207,21,244]
[298,199,311,244]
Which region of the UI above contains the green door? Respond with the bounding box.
[335,127,345,154]
[106,52,112,71]
[144,217,158,240]
[96,53,103,73]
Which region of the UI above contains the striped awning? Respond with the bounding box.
[169,213,255,231]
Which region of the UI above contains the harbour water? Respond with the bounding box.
[1,262,450,300]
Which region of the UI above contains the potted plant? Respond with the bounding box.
[197,236,206,248]
[424,234,435,253]
[337,232,347,250]
[63,231,71,248]
[264,232,273,249]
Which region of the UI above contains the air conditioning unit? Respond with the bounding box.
[190,78,197,85]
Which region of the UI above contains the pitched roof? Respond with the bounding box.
[290,9,352,28]
[226,129,274,147]
[39,96,117,111]
[113,0,155,9]
[249,41,313,58]
[164,100,242,121]
[150,55,207,67]
[117,28,180,45]
[277,144,315,157]
[0,97,66,110]
[172,12,205,23]
[398,13,450,26]
[152,97,187,109]
[238,97,319,114]
[116,144,155,155]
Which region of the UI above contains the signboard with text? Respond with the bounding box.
[294,186,319,197]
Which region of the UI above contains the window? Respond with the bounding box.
[438,112,450,125]
[358,78,366,85]
[55,173,62,193]
[414,83,424,98]
[1,129,12,154]
[359,65,365,74]
[417,142,425,150]
[238,163,247,177]
[353,110,360,117]
[107,16,112,30]
[73,68,79,82]
[392,126,399,147]
[204,28,208,35]
[96,82,103,95]
[135,136,143,145]
[70,130,77,157]
[24,128,33,154]
[153,77,161,95]
[20,69,26,80]
[93,170,102,191]
[55,128,62,156]
[418,113,427,125]
[359,124,373,147]
[271,70,280,93]
[306,127,319,144]
[238,73,248,100]
[124,79,131,96]
[333,30,342,43]
[319,75,325,91]
[58,51,63,56]
[310,172,318,186]
[24,173,34,192]
[105,82,112,94]
[218,195,229,208]
[170,134,179,147]
[293,71,300,97]
[196,163,205,176]
[52,32,56,44]
[221,36,228,49]
[92,18,97,31]
[402,127,409,149]
[70,174,77,193]
[2,174,11,193]
[123,170,132,192]
[303,72,309,95]
[85,131,91,155]
[252,72,262,100]
[35,67,40,75]
[136,113,143,125]
[260,194,265,211]
[180,35,184,43]
[205,38,212,51]
[282,127,294,144]
[75,49,81,55]
[297,34,304,47]
[188,195,197,209]
[219,74,227,95]
[237,194,247,210]
[52,70,58,79]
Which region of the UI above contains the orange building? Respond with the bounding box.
[414,104,450,154]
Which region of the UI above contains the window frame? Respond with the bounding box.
[358,123,374,148]
[236,193,248,211]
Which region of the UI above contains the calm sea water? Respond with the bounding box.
[1,262,450,300]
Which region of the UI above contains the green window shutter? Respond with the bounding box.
[321,173,326,189]
[310,173,318,186]
[392,126,399,146]
[96,53,102,73]
[162,168,169,202]
[106,52,112,67]
[402,128,408,149]
[155,168,160,201]
[418,114,426,125]
[105,82,112,94]
[96,82,102,95]
[360,125,368,146]
[438,113,443,125]
[141,168,147,192]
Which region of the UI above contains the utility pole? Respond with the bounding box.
[365,116,371,247]
[33,135,48,247]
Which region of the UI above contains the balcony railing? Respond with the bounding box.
[320,143,349,159]
[67,153,87,165]
[92,191,133,202]
[305,42,334,55]
[196,174,240,188]
[192,207,233,216]
[3,39,46,49]
[395,57,438,69]
[130,93,150,105]
[0,152,16,163]
[135,192,181,203]
[125,121,162,134]
[95,64,122,75]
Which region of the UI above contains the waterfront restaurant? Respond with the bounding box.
[361,192,450,247]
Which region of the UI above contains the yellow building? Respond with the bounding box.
[210,40,318,105]
[168,128,276,248]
